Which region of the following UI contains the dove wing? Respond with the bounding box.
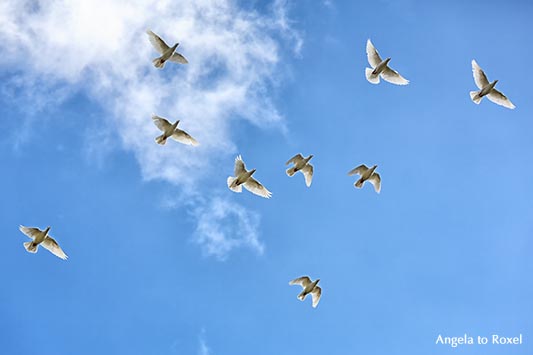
[244,177,272,199]
[169,52,189,64]
[382,67,409,85]
[19,225,42,239]
[348,164,368,176]
[146,30,170,54]
[366,39,383,68]
[171,129,199,146]
[311,286,322,308]
[368,173,381,193]
[41,236,68,260]
[152,115,172,132]
[487,89,516,109]
[472,60,490,89]
[289,276,312,288]
[286,153,304,166]
[301,164,313,187]
[234,155,246,176]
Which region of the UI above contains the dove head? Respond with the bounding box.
[44,226,51,234]
[308,154,314,160]
[250,168,257,175]
[491,79,498,87]
[172,120,180,128]
[384,57,391,64]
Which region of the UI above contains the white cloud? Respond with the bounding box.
[193,197,264,260]
[198,337,210,355]
[197,328,212,355]
[0,0,300,259]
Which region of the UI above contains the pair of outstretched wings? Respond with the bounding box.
[152,115,199,146]
[348,164,381,193]
[289,276,322,308]
[366,39,409,85]
[286,154,313,187]
[146,30,188,64]
[19,225,68,260]
[471,60,515,109]
[234,156,272,198]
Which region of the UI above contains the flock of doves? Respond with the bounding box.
[18,29,516,309]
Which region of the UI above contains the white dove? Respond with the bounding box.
[365,39,409,85]
[146,29,188,69]
[286,153,314,187]
[470,60,515,109]
[348,164,381,193]
[19,225,68,260]
[227,155,272,198]
[152,114,199,146]
[289,276,322,308]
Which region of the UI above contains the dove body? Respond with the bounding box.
[365,39,409,85]
[26,226,50,251]
[372,57,391,76]
[348,164,381,193]
[227,156,272,198]
[286,153,314,187]
[156,119,180,145]
[147,30,188,69]
[357,164,377,186]
[298,278,320,299]
[286,154,313,175]
[230,169,257,188]
[477,80,498,98]
[289,276,322,308]
[152,115,199,146]
[153,43,179,69]
[19,225,68,259]
[470,60,515,109]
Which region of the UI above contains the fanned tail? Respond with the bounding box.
[24,241,38,253]
[470,91,482,104]
[286,167,297,177]
[365,67,380,84]
[227,177,242,193]
[152,57,165,69]
[155,134,167,145]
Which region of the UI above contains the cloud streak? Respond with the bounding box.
[0,0,300,259]
[193,197,264,260]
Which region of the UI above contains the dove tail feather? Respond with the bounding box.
[355,180,364,189]
[155,134,167,145]
[24,241,38,253]
[470,91,482,104]
[227,177,242,193]
[152,57,165,69]
[286,167,297,177]
[365,67,380,84]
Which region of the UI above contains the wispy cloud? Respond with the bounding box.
[198,336,211,355]
[0,0,300,259]
[193,197,264,260]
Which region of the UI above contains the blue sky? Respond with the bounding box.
[1,0,532,354]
